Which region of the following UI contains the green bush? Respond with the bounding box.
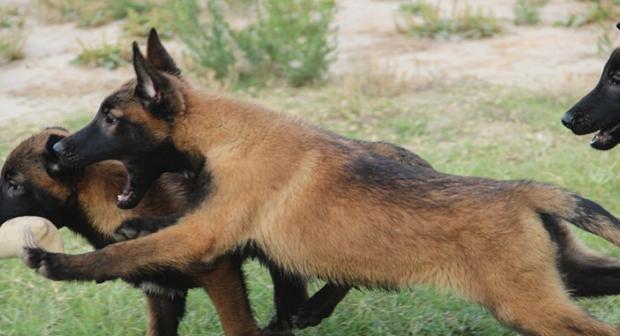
[237,0,336,85]
[172,0,237,81]
[172,0,336,86]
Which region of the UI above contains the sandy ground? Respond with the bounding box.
[0,0,616,126]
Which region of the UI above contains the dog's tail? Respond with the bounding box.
[521,182,620,246]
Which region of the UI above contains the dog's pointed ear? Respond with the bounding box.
[133,41,170,103]
[43,134,66,177]
[146,28,181,76]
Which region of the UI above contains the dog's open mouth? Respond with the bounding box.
[117,175,139,209]
[116,162,152,210]
[591,121,620,150]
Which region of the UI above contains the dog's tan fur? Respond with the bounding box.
[38,35,620,336]
[7,128,262,336]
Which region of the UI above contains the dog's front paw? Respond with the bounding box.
[22,248,65,280]
[112,219,158,242]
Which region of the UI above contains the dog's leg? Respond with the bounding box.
[22,208,235,282]
[473,250,620,335]
[145,290,187,336]
[290,283,351,329]
[546,219,620,297]
[564,258,620,297]
[559,231,620,297]
[482,278,619,335]
[196,255,261,336]
[263,268,308,334]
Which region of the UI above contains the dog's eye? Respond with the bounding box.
[7,180,23,195]
[611,72,620,85]
[104,112,119,125]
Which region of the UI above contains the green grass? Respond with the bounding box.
[2,81,620,335]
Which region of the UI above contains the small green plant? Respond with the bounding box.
[0,6,27,63]
[400,1,502,40]
[37,0,153,27]
[554,0,620,28]
[123,6,176,39]
[72,39,130,70]
[172,0,336,86]
[513,0,547,26]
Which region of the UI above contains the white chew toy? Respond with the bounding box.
[0,216,64,259]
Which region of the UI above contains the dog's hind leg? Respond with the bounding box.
[469,225,620,336]
[563,256,620,297]
[196,255,261,336]
[290,283,351,329]
[543,216,620,297]
[145,290,187,336]
[263,267,308,333]
[473,261,620,336]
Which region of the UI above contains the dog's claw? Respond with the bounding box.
[22,248,58,279]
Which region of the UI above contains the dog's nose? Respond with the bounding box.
[561,113,574,128]
[52,141,65,155]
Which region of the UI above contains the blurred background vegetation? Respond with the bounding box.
[2,0,620,335]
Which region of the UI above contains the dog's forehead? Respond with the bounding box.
[3,137,43,178]
[3,129,68,174]
[105,80,138,106]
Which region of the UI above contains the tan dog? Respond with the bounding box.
[32,29,620,335]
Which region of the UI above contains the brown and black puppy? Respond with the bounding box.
[1,128,430,334]
[0,127,264,336]
[30,30,620,335]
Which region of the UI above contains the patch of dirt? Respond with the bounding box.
[0,0,616,126]
[332,0,611,93]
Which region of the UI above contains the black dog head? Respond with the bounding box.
[562,39,620,150]
[52,29,192,209]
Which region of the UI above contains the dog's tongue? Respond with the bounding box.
[592,131,610,145]
[591,128,620,150]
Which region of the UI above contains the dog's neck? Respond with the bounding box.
[171,87,290,157]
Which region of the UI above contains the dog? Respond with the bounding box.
[562,44,620,150]
[2,128,436,334]
[2,128,351,336]
[29,29,620,335]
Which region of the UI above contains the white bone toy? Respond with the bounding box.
[0,216,64,259]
